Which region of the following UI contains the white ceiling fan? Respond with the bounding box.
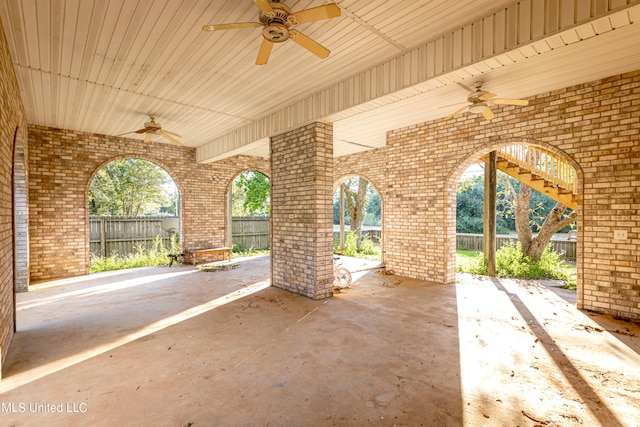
[202,0,341,65]
[445,81,529,121]
[118,116,182,146]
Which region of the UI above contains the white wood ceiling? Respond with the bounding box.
[1,0,639,162]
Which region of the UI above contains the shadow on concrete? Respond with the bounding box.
[585,311,640,357]
[491,277,626,427]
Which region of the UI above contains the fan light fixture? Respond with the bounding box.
[444,81,530,121]
[469,103,487,114]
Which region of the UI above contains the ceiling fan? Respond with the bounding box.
[444,82,529,121]
[118,116,182,146]
[202,0,341,65]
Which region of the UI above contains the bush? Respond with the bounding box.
[342,231,358,257]
[457,241,574,283]
[232,244,270,257]
[495,241,531,278]
[334,231,381,260]
[358,235,377,255]
[90,235,178,273]
[456,251,487,275]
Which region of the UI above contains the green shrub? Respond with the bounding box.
[358,235,377,255]
[90,235,178,273]
[495,241,531,278]
[457,242,574,284]
[342,231,358,257]
[456,250,487,275]
[231,244,270,258]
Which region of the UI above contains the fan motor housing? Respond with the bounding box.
[144,121,162,133]
[259,3,291,26]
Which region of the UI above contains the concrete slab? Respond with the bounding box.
[1,256,639,426]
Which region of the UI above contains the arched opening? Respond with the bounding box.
[12,129,29,295]
[87,157,181,271]
[12,129,29,336]
[228,170,271,255]
[332,175,383,262]
[446,141,582,304]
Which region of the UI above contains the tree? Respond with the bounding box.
[232,171,270,216]
[514,183,577,261]
[89,158,173,216]
[341,177,369,243]
[456,171,576,240]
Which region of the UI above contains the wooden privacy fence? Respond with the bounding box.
[90,217,575,261]
[89,216,177,257]
[232,217,270,249]
[90,216,271,257]
[457,233,576,261]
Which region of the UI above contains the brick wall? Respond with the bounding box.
[334,71,640,320]
[27,126,269,281]
[271,122,334,299]
[0,16,28,377]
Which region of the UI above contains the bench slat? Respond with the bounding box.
[187,247,231,265]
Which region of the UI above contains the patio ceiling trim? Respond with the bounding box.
[196,0,640,164]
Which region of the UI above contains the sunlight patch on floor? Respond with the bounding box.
[1,279,270,393]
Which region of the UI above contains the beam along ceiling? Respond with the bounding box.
[1,0,639,162]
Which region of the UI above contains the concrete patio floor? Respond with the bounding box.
[1,255,639,426]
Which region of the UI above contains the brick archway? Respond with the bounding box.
[333,174,384,261]
[12,128,29,295]
[443,139,584,307]
[227,169,271,250]
[85,156,183,266]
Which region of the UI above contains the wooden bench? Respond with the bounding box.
[186,247,231,265]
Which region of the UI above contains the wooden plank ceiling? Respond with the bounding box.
[1,0,639,161]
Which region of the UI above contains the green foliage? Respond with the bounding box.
[456,242,575,283]
[232,171,270,216]
[456,250,488,275]
[358,235,377,255]
[231,244,270,258]
[456,171,576,234]
[335,231,381,260]
[342,231,358,256]
[90,235,178,272]
[333,178,381,227]
[494,241,532,277]
[89,158,177,216]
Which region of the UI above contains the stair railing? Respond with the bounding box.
[497,145,576,193]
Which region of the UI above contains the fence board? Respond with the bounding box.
[232,217,270,249]
[456,233,576,261]
[89,216,178,257]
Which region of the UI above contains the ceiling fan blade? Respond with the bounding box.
[118,128,149,136]
[161,131,183,146]
[253,0,273,13]
[492,98,529,106]
[202,22,261,31]
[444,106,468,120]
[163,130,182,137]
[256,39,274,65]
[289,30,330,59]
[482,107,495,120]
[290,4,341,25]
[479,92,497,100]
[143,134,151,143]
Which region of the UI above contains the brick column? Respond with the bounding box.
[270,122,333,299]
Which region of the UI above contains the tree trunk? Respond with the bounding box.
[515,184,533,253]
[344,178,369,247]
[515,183,577,261]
